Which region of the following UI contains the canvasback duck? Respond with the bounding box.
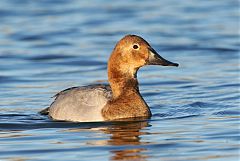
[40,35,178,122]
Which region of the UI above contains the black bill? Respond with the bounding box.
[147,47,179,67]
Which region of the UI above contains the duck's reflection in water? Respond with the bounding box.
[64,119,151,160]
[101,120,150,161]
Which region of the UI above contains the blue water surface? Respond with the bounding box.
[0,0,239,160]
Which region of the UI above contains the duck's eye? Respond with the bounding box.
[133,44,139,50]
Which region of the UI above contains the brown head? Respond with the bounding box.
[108,35,178,98]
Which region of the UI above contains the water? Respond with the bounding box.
[0,0,239,160]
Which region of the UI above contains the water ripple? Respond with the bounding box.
[0,0,239,160]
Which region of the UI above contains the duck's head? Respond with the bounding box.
[108,35,178,80]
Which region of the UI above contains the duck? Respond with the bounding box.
[40,35,179,122]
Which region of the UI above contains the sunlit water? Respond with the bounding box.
[0,0,239,160]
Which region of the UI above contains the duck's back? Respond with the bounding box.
[48,85,112,122]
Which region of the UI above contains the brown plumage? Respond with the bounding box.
[102,35,152,120]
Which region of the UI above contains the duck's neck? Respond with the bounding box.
[108,69,139,98]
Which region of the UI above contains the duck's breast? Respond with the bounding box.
[49,85,112,122]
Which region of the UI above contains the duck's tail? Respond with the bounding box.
[39,107,50,115]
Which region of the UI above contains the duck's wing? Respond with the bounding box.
[40,84,112,122]
[39,87,80,115]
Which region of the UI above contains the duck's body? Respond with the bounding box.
[41,35,178,122]
[46,83,151,122]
